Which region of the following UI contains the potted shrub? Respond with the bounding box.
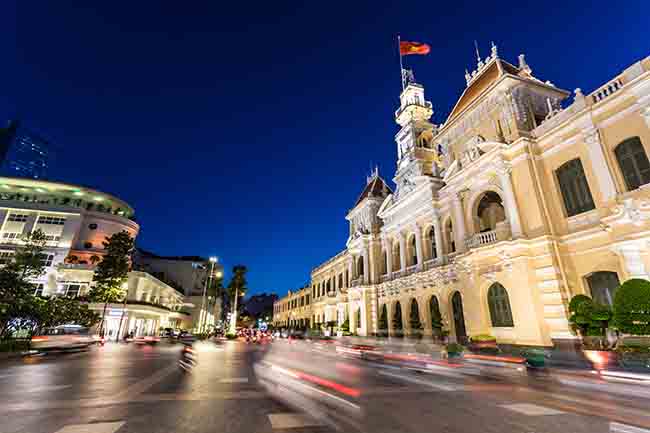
[569,294,616,369]
[444,342,465,359]
[468,334,498,354]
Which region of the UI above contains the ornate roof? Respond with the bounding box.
[352,170,392,208]
[446,57,520,123]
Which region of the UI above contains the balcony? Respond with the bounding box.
[350,277,363,287]
[58,263,95,271]
[465,222,511,249]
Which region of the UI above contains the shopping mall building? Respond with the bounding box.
[275,49,650,347]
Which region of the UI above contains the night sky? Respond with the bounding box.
[4,1,649,296]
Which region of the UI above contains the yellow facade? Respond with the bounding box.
[274,49,650,347]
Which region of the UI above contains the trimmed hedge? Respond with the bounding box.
[612,279,650,335]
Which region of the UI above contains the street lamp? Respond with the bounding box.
[199,256,218,334]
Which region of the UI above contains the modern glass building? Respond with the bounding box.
[0,120,52,180]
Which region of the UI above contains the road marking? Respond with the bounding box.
[54,421,125,433]
[611,422,650,432]
[112,364,177,400]
[219,377,249,383]
[378,370,461,391]
[500,403,565,416]
[27,385,72,392]
[268,413,323,429]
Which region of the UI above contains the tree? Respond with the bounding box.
[409,300,423,336]
[31,297,100,334]
[340,317,350,334]
[568,294,611,337]
[89,255,101,265]
[227,265,247,333]
[393,302,403,335]
[378,304,388,335]
[612,278,650,335]
[0,230,48,339]
[88,230,134,336]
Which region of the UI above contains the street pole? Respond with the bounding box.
[201,259,216,334]
[199,257,217,335]
[229,287,238,334]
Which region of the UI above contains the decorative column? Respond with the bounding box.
[451,194,467,252]
[495,160,523,239]
[398,232,407,271]
[362,246,370,284]
[347,258,354,286]
[583,128,617,202]
[413,223,424,269]
[432,212,444,260]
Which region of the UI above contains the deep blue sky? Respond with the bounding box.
[4,1,649,296]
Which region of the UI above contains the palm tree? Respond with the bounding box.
[227,265,247,333]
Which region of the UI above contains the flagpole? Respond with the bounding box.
[398,34,404,92]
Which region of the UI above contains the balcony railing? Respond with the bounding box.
[350,277,363,287]
[465,222,511,249]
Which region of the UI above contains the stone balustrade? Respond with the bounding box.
[591,76,624,103]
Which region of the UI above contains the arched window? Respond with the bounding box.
[409,235,417,265]
[382,250,388,275]
[338,274,343,289]
[487,283,514,327]
[392,301,403,332]
[345,269,349,287]
[586,271,620,306]
[357,257,364,276]
[615,137,650,191]
[556,158,595,217]
[428,227,437,260]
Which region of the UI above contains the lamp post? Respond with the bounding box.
[199,257,218,334]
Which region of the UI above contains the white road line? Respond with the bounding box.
[611,422,650,433]
[500,403,565,416]
[219,377,249,383]
[27,385,72,392]
[378,370,461,391]
[112,364,177,400]
[54,421,125,433]
[268,413,324,429]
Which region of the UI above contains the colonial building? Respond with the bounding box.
[275,48,650,347]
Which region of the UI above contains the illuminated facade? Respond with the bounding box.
[275,49,650,347]
[0,176,192,336]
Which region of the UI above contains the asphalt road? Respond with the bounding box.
[1,340,649,433]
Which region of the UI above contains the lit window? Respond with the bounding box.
[0,251,14,265]
[2,232,21,241]
[7,213,28,222]
[34,283,44,296]
[37,216,66,225]
[39,254,55,267]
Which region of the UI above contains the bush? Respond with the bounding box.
[612,279,650,335]
[568,294,611,337]
[445,342,465,353]
[225,333,237,340]
[470,334,496,342]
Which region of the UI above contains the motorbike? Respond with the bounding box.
[178,344,198,372]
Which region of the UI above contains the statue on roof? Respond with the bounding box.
[401,68,416,88]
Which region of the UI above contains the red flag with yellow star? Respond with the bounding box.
[399,41,430,56]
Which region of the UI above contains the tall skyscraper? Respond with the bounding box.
[0,120,18,166]
[0,120,52,180]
